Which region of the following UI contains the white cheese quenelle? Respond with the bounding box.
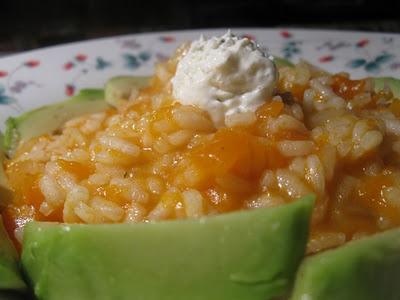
[171,31,278,127]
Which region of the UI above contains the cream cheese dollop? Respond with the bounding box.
[171,31,278,127]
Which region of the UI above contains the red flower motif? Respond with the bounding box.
[63,62,74,70]
[242,34,256,41]
[319,55,334,63]
[25,60,40,68]
[0,71,8,77]
[65,84,75,96]
[280,31,292,38]
[160,36,175,43]
[75,54,87,62]
[356,39,369,48]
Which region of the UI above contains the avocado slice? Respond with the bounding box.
[0,133,12,208]
[0,215,26,291]
[277,58,400,98]
[21,195,314,300]
[272,56,294,68]
[105,76,150,107]
[291,228,400,300]
[374,77,400,98]
[0,131,27,294]
[3,89,109,158]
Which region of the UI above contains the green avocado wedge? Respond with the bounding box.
[374,77,400,97]
[3,89,109,158]
[0,133,12,208]
[275,56,400,98]
[0,133,27,293]
[21,196,314,300]
[0,215,26,291]
[105,76,150,107]
[0,89,110,294]
[272,56,294,68]
[291,228,400,300]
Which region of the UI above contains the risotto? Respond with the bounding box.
[3,42,400,255]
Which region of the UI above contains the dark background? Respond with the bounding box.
[0,0,399,54]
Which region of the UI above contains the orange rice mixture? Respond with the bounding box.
[3,46,400,253]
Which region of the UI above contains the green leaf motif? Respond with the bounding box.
[374,52,394,65]
[0,84,17,105]
[365,62,380,73]
[123,54,140,69]
[138,51,151,62]
[346,58,367,68]
[95,57,111,70]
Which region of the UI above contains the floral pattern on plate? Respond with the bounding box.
[0,28,399,129]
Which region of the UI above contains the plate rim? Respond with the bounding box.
[1,27,399,62]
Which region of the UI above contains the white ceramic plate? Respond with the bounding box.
[1,28,400,130]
